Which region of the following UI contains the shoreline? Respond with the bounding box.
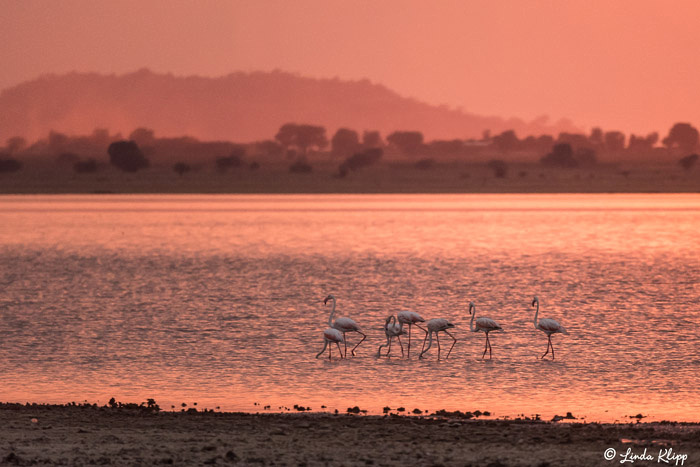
[1,403,698,466]
[1,161,699,195]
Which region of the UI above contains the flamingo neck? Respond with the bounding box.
[328,298,336,326]
[533,301,539,328]
[469,305,476,332]
[385,316,394,334]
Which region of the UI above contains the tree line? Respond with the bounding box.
[1,122,699,175]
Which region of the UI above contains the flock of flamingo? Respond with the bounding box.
[316,294,568,361]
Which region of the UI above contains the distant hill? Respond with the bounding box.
[0,69,579,143]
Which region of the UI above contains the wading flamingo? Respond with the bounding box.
[397,310,427,359]
[532,296,568,359]
[468,302,503,359]
[324,294,366,357]
[418,318,457,360]
[315,328,344,360]
[377,315,405,357]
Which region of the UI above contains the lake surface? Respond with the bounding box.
[1,194,699,422]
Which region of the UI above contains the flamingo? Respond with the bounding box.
[397,310,427,359]
[418,318,457,360]
[377,315,405,357]
[532,296,568,359]
[315,328,344,360]
[468,302,503,359]
[324,294,366,357]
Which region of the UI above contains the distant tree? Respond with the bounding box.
[679,154,699,171]
[6,136,27,154]
[386,131,424,156]
[289,160,312,173]
[216,145,245,171]
[575,147,597,167]
[255,140,283,158]
[362,131,383,149]
[73,159,98,173]
[521,135,554,153]
[91,128,111,145]
[557,132,590,149]
[340,148,383,172]
[628,132,659,152]
[331,128,360,157]
[275,123,328,156]
[129,128,156,146]
[663,123,699,152]
[487,159,508,178]
[604,131,626,152]
[48,131,69,155]
[492,130,519,152]
[541,143,577,168]
[427,139,464,157]
[173,162,192,176]
[589,127,604,147]
[0,154,22,172]
[107,140,150,172]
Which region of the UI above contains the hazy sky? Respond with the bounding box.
[2,0,700,135]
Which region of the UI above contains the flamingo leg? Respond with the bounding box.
[420,331,429,356]
[329,342,332,360]
[418,325,429,355]
[407,324,412,358]
[487,333,492,359]
[336,341,344,359]
[397,336,404,357]
[444,330,457,359]
[351,331,366,356]
[550,337,555,360]
[343,332,348,358]
[482,334,488,359]
[377,336,389,357]
[386,336,393,356]
[541,335,551,359]
[316,340,329,359]
[436,332,441,360]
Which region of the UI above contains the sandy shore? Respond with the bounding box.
[1,404,698,466]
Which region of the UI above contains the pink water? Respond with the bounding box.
[0,194,698,422]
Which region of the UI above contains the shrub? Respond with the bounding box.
[0,156,22,172]
[173,162,192,176]
[679,153,699,170]
[108,140,149,172]
[541,143,577,168]
[487,159,508,178]
[342,148,383,172]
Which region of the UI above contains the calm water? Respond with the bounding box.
[1,194,699,422]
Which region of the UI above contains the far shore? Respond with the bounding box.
[1,403,698,465]
[1,160,699,194]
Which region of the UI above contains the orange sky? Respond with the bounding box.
[3,0,700,135]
